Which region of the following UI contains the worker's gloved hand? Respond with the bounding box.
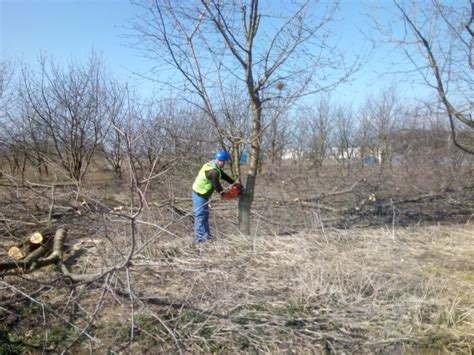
[234,182,244,193]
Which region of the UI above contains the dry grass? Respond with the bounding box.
[43,222,470,353]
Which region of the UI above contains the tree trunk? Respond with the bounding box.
[238,101,261,234]
[231,139,241,179]
[239,174,255,235]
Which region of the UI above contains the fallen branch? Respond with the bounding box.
[302,180,362,202]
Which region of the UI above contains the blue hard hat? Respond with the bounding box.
[215,150,230,161]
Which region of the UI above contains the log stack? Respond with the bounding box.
[7,232,52,260]
[1,227,67,272]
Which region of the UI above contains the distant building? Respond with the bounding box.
[281,149,304,160]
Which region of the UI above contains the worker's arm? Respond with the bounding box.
[207,169,235,194]
[207,169,224,193]
[221,171,235,184]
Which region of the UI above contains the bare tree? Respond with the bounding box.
[6,104,51,179]
[0,60,14,110]
[261,109,287,167]
[331,103,358,168]
[295,98,334,169]
[101,85,142,180]
[375,0,473,153]
[260,83,294,168]
[132,0,361,234]
[356,86,403,167]
[389,105,469,190]
[0,60,16,173]
[136,101,216,169]
[215,82,251,178]
[0,62,49,179]
[17,55,110,183]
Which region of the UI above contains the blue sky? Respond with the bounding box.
[1,0,139,66]
[0,0,435,106]
[1,0,156,96]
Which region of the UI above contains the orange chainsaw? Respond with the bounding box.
[221,181,243,200]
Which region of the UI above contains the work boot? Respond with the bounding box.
[194,235,213,243]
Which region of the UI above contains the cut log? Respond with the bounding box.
[8,246,24,260]
[2,226,110,282]
[6,229,55,261]
[0,226,67,272]
[29,232,43,244]
[7,239,45,260]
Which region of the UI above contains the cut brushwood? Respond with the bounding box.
[1,227,66,272]
[2,226,110,282]
[7,231,51,260]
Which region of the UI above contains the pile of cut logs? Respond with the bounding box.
[1,227,67,272]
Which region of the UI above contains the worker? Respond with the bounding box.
[192,150,236,243]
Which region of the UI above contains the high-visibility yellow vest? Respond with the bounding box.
[192,161,222,195]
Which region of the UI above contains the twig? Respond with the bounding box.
[61,274,111,354]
